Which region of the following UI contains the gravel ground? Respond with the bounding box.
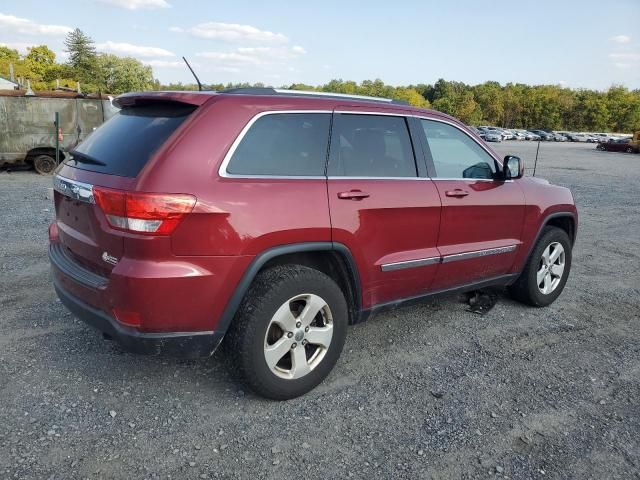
[1,142,639,479]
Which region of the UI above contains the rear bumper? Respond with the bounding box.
[53,278,224,358]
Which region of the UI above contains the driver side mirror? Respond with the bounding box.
[503,155,524,179]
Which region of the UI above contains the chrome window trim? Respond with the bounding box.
[441,245,517,264]
[381,256,440,272]
[334,110,413,117]
[327,176,430,181]
[219,109,505,179]
[53,175,95,204]
[431,178,513,183]
[218,110,333,179]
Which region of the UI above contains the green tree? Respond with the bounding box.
[430,79,482,124]
[0,46,20,62]
[393,87,430,108]
[96,54,154,94]
[473,81,504,126]
[64,28,97,81]
[25,45,56,79]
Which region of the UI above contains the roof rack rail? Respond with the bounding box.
[219,87,409,105]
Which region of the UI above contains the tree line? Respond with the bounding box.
[1,29,638,133]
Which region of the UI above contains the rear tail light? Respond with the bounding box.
[93,187,196,235]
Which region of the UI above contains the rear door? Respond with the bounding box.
[419,118,525,290]
[327,108,442,308]
[53,102,196,276]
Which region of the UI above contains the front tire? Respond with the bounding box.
[509,226,572,307]
[226,265,348,400]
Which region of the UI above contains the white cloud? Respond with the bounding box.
[608,52,640,61]
[96,41,174,58]
[196,51,263,66]
[0,41,36,54]
[0,42,66,60]
[0,13,71,36]
[174,22,288,44]
[613,63,631,69]
[98,0,170,10]
[196,45,305,70]
[142,59,184,68]
[610,35,631,44]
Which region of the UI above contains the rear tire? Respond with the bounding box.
[33,154,57,175]
[226,265,348,400]
[625,147,633,153]
[509,226,572,307]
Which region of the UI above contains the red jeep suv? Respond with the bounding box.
[49,88,577,399]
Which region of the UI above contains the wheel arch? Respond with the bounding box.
[25,146,66,165]
[216,242,362,336]
[517,212,577,273]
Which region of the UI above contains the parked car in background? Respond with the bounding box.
[529,129,555,141]
[48,87,578,399]
[511,130,526,141]
[500,129,514,140]
[596,137,639,153]
[471,127,487,140]
[566,133,588,142]
[483,131,503,142]
[551,132,568,142]
[527,131,542,141]
[592,133,612,142]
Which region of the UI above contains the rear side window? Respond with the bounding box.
[328,114,417,177]
[66,103,195,177]
[226,113,331,176]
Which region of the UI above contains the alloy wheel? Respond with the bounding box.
[263,293,333,380]
[537,242,565,295]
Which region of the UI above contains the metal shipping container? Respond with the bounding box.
[0,91,119,174]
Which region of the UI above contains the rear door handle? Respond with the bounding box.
[337,190,370,200]
[445,189,469,198]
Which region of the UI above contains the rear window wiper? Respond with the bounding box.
[68,151,107,166]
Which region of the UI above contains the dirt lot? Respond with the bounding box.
[1,142,639,480]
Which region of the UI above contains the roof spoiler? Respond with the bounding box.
[114,91,213,108]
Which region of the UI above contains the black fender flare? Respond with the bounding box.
[519,212,577,270]
[215,242,361,336]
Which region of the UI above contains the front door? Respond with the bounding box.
[327,109,442,309]
[419,118,525,291]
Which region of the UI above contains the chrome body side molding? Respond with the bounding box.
[380,245,517,271]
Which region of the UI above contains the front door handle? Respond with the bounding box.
[337,190,370,200]
[445,189,469,198]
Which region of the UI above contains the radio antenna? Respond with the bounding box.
[182,56,202,91]
[533,139,541,177]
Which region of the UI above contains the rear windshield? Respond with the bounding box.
[66,103,196,177]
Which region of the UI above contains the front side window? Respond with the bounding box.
[328,114,417,177]
[422,120,497,179]
[227,113,331,176]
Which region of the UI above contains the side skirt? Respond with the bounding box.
[355,273,519,324]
